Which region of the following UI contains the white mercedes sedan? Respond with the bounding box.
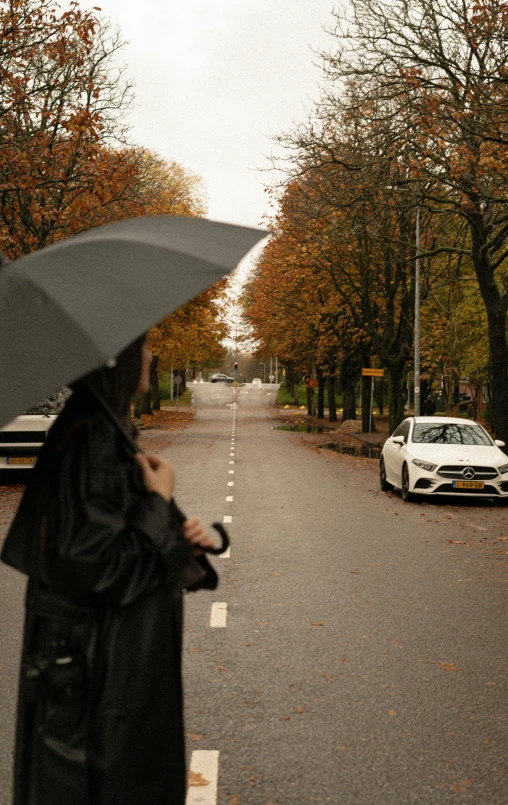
[380,416,508,502]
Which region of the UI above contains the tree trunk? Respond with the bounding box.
[373,379,384,415]
[361,375,375,433]
[342,380,357,421]
[339,352,361,421]
[387,366,404,433]
[328,375,337,422]
[469,215,508,446]
[150,356,160,411]
[286,362,300,405]
[306,386,314,416]
[486,313,508,443]
[133,391,151,417]
[317,370,325,419]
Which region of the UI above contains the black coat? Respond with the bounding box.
[1,391,217,805]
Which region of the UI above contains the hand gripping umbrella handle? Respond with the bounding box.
[203,522,230,555]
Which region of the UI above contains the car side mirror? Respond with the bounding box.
[392,436,405,445]
[495,439,506,447]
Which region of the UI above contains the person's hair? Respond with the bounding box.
[70,334,147,427]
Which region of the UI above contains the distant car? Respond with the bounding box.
[0,389,70,474]
[380,416,508,501]
[456,393,473,413]
[252,378,262,385]
[210,373,234,383]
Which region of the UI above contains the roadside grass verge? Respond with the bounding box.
[160,389,192,407]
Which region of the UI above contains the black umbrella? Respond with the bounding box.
[0,215,266,427]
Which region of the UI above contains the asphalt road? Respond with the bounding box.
[0,382,507,804]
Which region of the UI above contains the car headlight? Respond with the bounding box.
[412,459,437,472]
[498,463,508,475]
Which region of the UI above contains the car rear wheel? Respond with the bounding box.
[401,463,415,502]
[380,457,393,492]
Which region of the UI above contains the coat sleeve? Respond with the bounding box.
[47,418,205,606]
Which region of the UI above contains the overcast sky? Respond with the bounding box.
[90,0,337,230]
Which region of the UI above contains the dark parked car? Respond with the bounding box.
[210,373,234,383]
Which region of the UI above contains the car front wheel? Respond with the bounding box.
[401,463,415,502]
[380,457,393,492]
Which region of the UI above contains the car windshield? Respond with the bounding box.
[412,422,493,446]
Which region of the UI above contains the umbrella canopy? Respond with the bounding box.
[0,216,267,427]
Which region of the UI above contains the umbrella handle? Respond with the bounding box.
[203,522,230,555]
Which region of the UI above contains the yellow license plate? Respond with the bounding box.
[7,456,35,465]
[453,480,484,489]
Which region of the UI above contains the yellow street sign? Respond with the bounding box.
[362,368,385,377]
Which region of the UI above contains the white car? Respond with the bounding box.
[380,416,508,501]
[252,378,262,385]
[0,414,57,472]
[0,389,69,474]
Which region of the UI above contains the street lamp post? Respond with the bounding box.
[414,206,421,416]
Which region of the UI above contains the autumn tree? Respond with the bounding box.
[243,183,370,423]
[140,282,228,414]
[315,0,508,441]
[0,0,142,256]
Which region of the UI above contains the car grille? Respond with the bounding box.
[437,465,498,480]
[0,445,42,457]
[0,431,47,443]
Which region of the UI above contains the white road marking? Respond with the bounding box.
[226,496,233,502]
[186,750,219,804]
[229,470,234,474]
[229,460,234,464]
[210,602,227,628]
[219,546,231,559]
[223,515,232,523]
[230,452,235,457]
[228,481,234,486]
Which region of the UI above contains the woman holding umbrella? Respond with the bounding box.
[1,334,220,805]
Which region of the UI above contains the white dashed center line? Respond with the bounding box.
[226,496,233,502]
[219,547,231,559]
[228,481,234,487]
[229,470,234,474]
[186,750,219,805]
[210,602,228,628]
[223,515,232,524]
